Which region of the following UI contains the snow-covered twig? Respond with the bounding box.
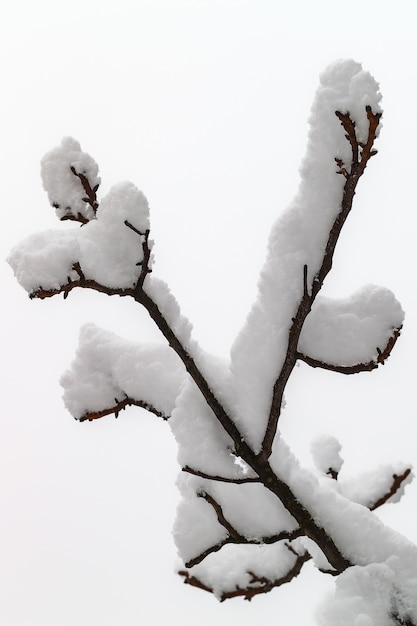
[297,327,402,374]
[369,469,412,511]
[79,396,168,422]
[182,465,261,484]
[179,544,311,602]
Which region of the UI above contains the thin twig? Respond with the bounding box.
[182,465,261,483]
[79,396,169,422]
[70,165,99,214]
[184,491,303,567]
[369,469,412,511]
[297,326,402,374]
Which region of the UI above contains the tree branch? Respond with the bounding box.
[198,491,247,542]
[260,107,382,462]
[30,261,353,573]
[70,165,99,214]
[124,220,153,294]
[137,288,352,573]
[296,326,402,374]
[369,468,412,511]
[182,465,261,484]
[30,270,135,300]
[78,395,169,422]
[184,491,304,567]
[181,467,412,599]
[179,544,312,601]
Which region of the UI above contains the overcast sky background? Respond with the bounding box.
[2,1,417,624]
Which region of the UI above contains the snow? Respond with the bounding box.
[339,463,413,508]
[7,228,80,292]
[299,286,404,366]
[79,181,151,288]
[144,276,194,348]
[173,473,299,565]
[182,542,300,601]
[8,179,151,291]
[269,436,415,565]
[41,137,100,222]
[311,435,343,476]
[318,561,417,626]
[227,60,383,452]
[173,475,229,564]
[61,323,185,419]
[170,376,237,477]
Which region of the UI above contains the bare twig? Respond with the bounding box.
[198,491,247,542]
[327,468,339,480]
[123,220,152,294]
[59,211,90,225]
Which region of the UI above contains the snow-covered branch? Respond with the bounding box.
[340,465,413,511]
[8,59,417,625]
[182,465,261,484]
[259,106,383,462]
[179,543,311,601]
[61,324,185,421]
[185,490,303,566]
[298,287,403,374]
[41,137,100,223]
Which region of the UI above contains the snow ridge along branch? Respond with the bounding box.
[260,106,383,462]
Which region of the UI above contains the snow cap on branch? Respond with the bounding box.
[7,228,80,293]
[318,59,382,145]
[61,323,185,420]
[318,560,417,626]
[311,435,343,476]
[180,542,303,601]
[299,286,404,367]
[8,177,152,292]
[340,463,413,509]
[41,137,101,222]
[79,181,151,288]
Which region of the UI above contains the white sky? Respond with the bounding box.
[2,1,417,624]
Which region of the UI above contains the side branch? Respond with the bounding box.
[182,465,261,484]
[260,107,382,462]
[30,269,135,300]
[178,467,411,600]
[179,546,312,602]
[186,490,303,567]
[124,220,152,294]
[79,396,168,422]
[370,469,412,511]
[297,326,402,374]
